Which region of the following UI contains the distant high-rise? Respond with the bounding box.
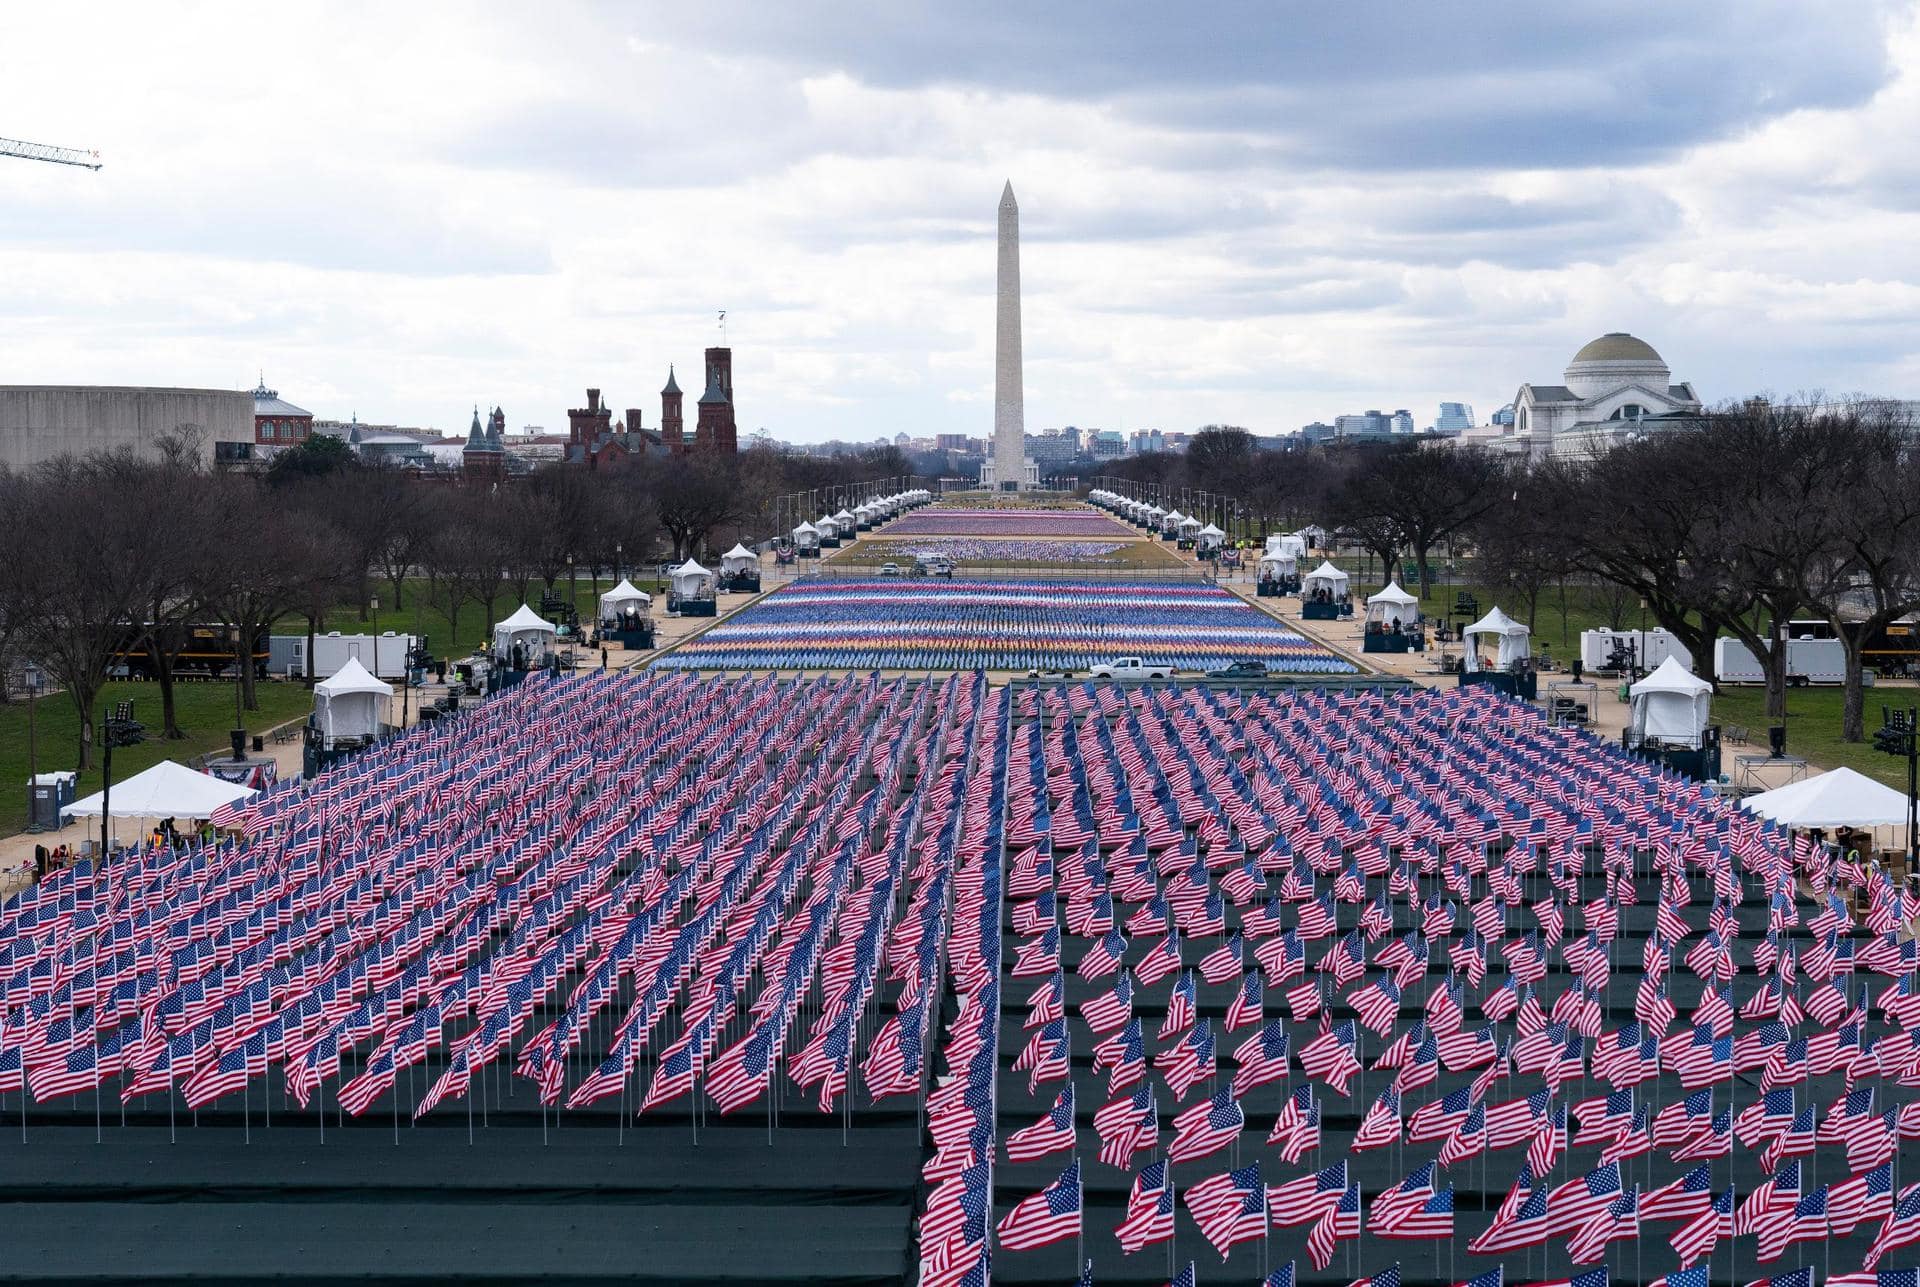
[1435,401,1474,432]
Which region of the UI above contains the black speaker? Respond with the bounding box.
[1768,724,1788,758]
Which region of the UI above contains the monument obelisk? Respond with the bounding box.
[993,180,1026,491]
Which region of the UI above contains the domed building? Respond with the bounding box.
[1477,333,1702,460]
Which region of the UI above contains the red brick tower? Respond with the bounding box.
[703,347,736,453]
[695,364,731,453]
[567,388,611,450]
[660,366,685,454]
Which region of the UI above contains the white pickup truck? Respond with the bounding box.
[1089,656,1175,680]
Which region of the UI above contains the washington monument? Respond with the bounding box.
[991,180,1029,491]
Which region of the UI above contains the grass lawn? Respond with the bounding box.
[0,679,314,836]
[1402,578,1631,659]
[826,536,1189,571]
[1709,685,1909,789]
[278,579,615,661]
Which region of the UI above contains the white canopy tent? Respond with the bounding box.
[832,509,856,529]
[598,578,651,619]
[1627,655,1713,748]
[1365,581,1420,630]
[1265,533,1307,561]
[1197,523,1224,539]
[1463,606,1532,673]
[1302,560,1349,599]
[493,604,557,665]
[1176,515,1203,535]
[1742,767,1912,828]
[1258,551,1295,580]
[68,760,257,820]
[719,543,757,575]
[670,559,715,599]
[792,521,820,551]
[312,657,392,747]
[814,514,840,540]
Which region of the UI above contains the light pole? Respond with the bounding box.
[229,626,246,761]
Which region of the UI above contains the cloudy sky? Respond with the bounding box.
[4,1,1919,441]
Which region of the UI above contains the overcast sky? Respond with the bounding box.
[5,1,1919,441]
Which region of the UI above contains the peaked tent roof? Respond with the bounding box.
[1306,560,1347,581]
[601,578,650,604]
[315,656,393,699]
[1465,606,1528,638]
[1197,523,1225,537]
[67,760,257,820]
[1630,654,1711,698]
[1368,581,1419,606]
[1741,767,1912,828]
[722,543,755,559]
[495,604,554,634]
[673,559,711,577]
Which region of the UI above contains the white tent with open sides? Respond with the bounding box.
[1464,606,1532,673]
[68,760,258,820]
[670,559,714,599]
[1627,655,1712,747]
[1302,560,1349,599]
[1365,581,1420,630]
[493,604,557,665]
[1741,767,1912,828]
[720,544,757,575]
[792,521,820,551]
[313,657,392,746]
[598,578,651,620]
[1258,551,1295,580]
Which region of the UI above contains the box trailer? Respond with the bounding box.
[1579,628,1694,673]
[1712,636,1846,685]
[271,632,418,680]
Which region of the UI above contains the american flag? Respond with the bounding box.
[1005,1083,1077,1162]
[1167,1086,1243,1163]
[1307,1181,1361,1269]
[1185,1161,1265,1257]
[995,1159,1082,1251]
[1115,1159,1175,1252]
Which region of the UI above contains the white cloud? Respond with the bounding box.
[1,0,1917,440]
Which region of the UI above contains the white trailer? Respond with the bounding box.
[1578,628,1694,673]
[271,632,418,680]
[1712,636,1847,685]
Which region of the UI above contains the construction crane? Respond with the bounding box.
[0,135,103,170]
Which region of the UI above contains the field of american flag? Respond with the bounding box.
[1,670,1916,1286]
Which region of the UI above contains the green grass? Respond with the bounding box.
[279,579,615,661]
[1708,686,1907,789]
[1400,578,1630,658]
[1,680,314,836]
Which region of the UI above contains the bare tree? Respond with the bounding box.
[1804,402,1920,739]
[13,455,171,769]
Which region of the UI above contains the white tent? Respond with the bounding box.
[1197,523,1224,539]
[493,604,557,664]
[1365,581,1420,630]
[670,559,714,599]
[792,521,820,550]
[1742,767,1912,828]
[814,514,839,539]
[1627,655,1713,747]
[68,760,257,820]
[720,543,757,575]
[1177,515,1203,534]
[1258,551,1295,579]
[1463,606,1532,673]
[313,657,392,746]
[1302,560,1349,599]
[598,578,651,620]
[832,508,856,528]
